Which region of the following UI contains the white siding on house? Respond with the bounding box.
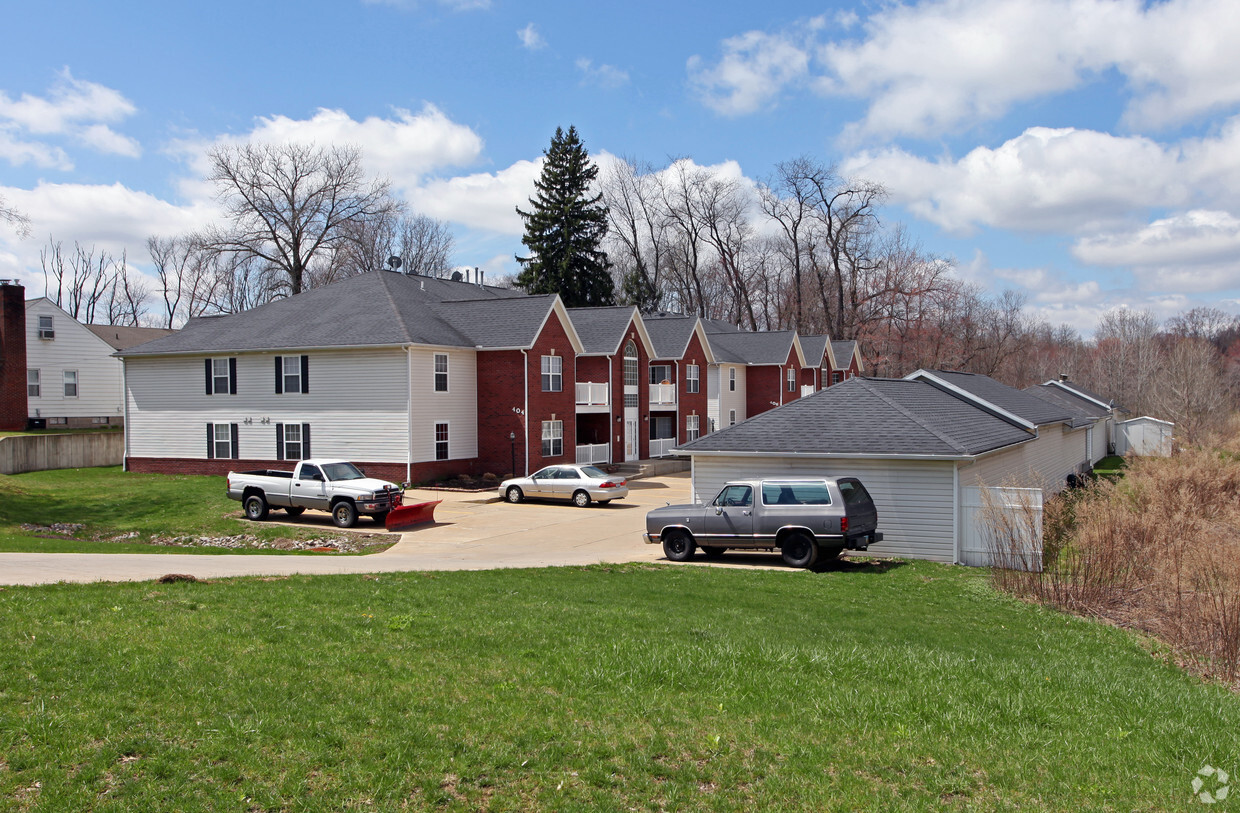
[25,299,124,422]
[712,365,746,427]
[690,455,958,563]
[125,348,414,462]
[1089,420,1108,465]
[964,423,1089,494]
[407,347,478,462]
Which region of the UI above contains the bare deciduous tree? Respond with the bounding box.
[205,142,400,296]
[0,194,30,238]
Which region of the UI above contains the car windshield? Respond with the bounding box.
[581,466,607,479]
[322,462,365,481]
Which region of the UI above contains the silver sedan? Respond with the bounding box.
[499,465,629,507]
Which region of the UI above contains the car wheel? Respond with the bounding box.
[781,532,818,569]
[701,545,726,558]
[332,501,358,528]
[662,529,695,562]
[284,506,305,518]
[506,486,524,504]
[572,490,591,508]
[244,494,269,521]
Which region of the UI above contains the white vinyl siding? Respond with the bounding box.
[408,347,478,463]
[126,348,420,462]
[24,299,126,421]
[712,365,746,429]
[691,455,958,563]
[965,424,1088,495]
[1090,420,1109,465]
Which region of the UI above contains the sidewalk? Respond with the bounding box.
[0,474,691,586]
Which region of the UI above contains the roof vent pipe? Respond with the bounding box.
[1059,373,1069,382]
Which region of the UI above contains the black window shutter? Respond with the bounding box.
[228,357,237,394]
[300,355,309,394]
[206,423,215,459]
[275,356,283,394]
[275,423,284,461]
[231,424,240,460]
[205,359,213,395]
[302,423,311,458]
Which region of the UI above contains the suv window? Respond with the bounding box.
[838,479,873,506]
[761,481,832,506]
[713,485,753,507]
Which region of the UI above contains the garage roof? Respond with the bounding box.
[677,377,1033,457]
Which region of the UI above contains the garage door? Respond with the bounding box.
[691,455,958,563]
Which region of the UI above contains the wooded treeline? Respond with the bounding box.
[33,139,1239,440]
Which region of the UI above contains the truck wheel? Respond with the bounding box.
[781,533,819,569]
[506,486,524,504]
[332,501,358,528]
[284,507,305,518]
[572,490,591,508]
[244,494,269,521]
[701,545,726,558]
[662,530,695,562]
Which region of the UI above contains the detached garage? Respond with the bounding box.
[676,371,1108,566]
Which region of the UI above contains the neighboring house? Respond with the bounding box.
[1024,376,1118,462]
[676,370,1118,567]
[24,298,172,428]
[830,340,864,382]
[116,269,870,480]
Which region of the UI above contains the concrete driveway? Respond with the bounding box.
[0,473,693,586]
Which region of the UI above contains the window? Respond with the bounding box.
[541,420,563,457]
[27,369,39,398]
[650,415,673,440]
[91,417,109,425]
[275,355,308,394]
[275,422,311,460]
[48,417,67,426]
[838,479,874,507]
[623,341,638,387]
[686,414,700,441]
[63,370,78,398]
[435,421,449,461]
[207,422,237,460]
[207,357,236,395]
[650,364,672,385]
[685,364,699,394]
[541,355,562,392]
[831,371,843,385]
[37,315,54,340]
[713,484,752,507]
[761,481,832,506]
[434,353,449,392]
[728,367,736,391]
[787,367,796,392]
[729,409,736,426]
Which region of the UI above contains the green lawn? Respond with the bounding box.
[1092,455,1127,479]
[0,467,388,554]
[1,562,1235,811]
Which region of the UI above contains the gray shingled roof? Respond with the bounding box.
[916,370,1073,427]
[567,306,637,354]
[799,335,829,366]
[678,377,1033,457]
[706,329,796,365]
[702,318,743,333]
[831,340,857,367]
[87,324,174,351]
[644,315,698,359]
[1024,384,1106,425]
[119,271,550,356]
[1047,379,1120,411]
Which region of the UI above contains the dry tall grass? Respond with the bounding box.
[986,445,1240,684]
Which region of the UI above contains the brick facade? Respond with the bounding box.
[0,282,27,431]
[677,332,710,443]
[745,365,780,418]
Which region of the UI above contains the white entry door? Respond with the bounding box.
[624,416,638,461]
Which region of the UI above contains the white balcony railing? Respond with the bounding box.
[576,443,610,465]
[649,382,676,406]
[575,381,609,406]
[801,384,815,397]
[649,437,677,458]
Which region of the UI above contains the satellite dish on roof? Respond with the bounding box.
[450,270,463,281]
[387,256,402,271]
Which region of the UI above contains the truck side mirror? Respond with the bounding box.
[714,506,723,515]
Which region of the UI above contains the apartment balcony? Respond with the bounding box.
[575,442,610,465]
[575,381,609,413]
[800,384,815,398]
[649,437,678,458]
[649,383,677,407]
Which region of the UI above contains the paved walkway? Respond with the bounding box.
[0,474,693,586]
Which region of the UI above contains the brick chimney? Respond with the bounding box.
[0,280,28,431]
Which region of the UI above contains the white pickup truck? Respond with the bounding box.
[226,459,404,528]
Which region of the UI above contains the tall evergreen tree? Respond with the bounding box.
[515,126,614,306]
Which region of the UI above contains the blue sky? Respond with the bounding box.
[2,0,1239,334]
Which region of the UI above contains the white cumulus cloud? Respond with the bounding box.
[517,23,546,50]
[0,69,141,164]
[688,27,813,116]
[1073,209,1240,293]
[576,59,630,89]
